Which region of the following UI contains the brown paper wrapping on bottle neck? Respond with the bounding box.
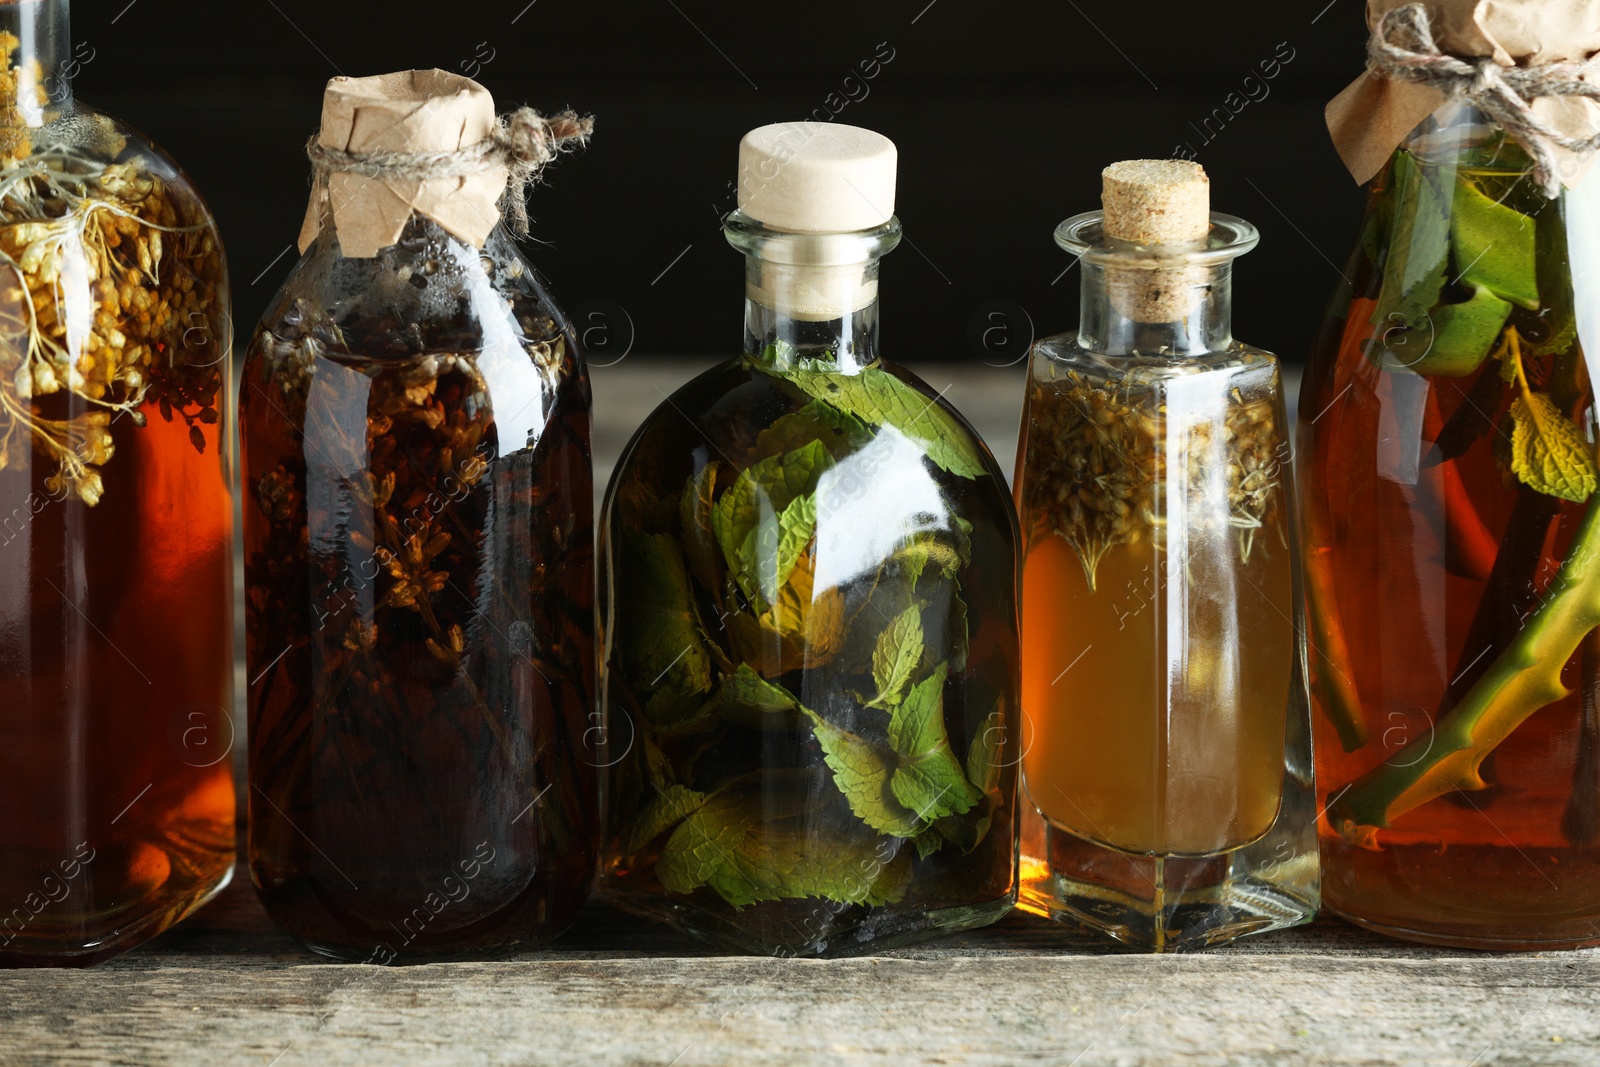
[298,69,509,258]
[1327,0,1600,188]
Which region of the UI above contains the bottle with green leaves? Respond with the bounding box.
[598,123,1020,955]
[1301,97,1600,949]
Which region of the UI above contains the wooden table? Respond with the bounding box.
[8,359,1597,1066]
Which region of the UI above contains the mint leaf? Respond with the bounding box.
[624,783,708,855]
[617,529,714,720]
[769,360,988,480]
[888,665,981,822]
[754,400,869,460]
[1372,151,1449,335]
[710,664,804,729]
[913,830,944,860]
[965,705,1007,795]
[713,439,829,608]
[866,605,924,709]
[726,549,847,676]
[736,491,818,609]
[679,461,725,598]
[657,791,913,907]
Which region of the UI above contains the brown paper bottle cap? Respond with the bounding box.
[737,122,896,233]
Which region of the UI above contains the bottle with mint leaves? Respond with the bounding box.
[597,124,1020,955]
[1301,97,1600,949]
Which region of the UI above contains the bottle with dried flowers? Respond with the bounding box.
[241,70,597,960]
[0,0,233,965]
[1015,160,1317,951]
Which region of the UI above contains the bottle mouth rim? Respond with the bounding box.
[1054,211,1259,268]
[724,210,902,265]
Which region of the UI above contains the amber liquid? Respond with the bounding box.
[1303,305,1600,947]
[1019,371,1292,859]
[0,403,234,965]
[243,349,596,960]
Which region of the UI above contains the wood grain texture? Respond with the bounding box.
[4,871,1600,1067]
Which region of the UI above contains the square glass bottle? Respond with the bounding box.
[1015,161,1318,950]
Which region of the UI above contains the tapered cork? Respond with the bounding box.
[1102,159,1210,246]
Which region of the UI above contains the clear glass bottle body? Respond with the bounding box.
[0,0,235,966]
[241,217,596,960]
[1299,104,1600,949]
[598,214,1021,956]
[1017,215,1317,951]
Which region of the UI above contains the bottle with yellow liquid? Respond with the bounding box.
[1014,160,1317,950]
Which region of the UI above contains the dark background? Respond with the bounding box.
[75,0,1372,364]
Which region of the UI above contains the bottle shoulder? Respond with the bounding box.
[1029,331,1280,395]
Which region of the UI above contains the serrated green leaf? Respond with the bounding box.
[624,783,708,855]
[736,490,818,609]
[617,529,714,718]
[713,440,829,609]
[656,790,913,907]
[1509,389,1598,502]
[866,605,924,709]
[1372,151,1450,336]
[754,400,869,460]
[1453,174,1539,310]
[768,360,988,480]
[888,665,981,822]
[801,705,926,838]
[912,829,945,860]
[933,810,993,853]
[710,664,804,729]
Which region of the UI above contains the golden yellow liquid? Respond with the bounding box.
[1021,516,1292,856]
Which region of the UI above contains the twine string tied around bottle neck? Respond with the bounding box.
[1369,2,1600,197]
[305,107,593,237]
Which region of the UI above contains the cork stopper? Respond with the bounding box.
[1102,160,1210,246]
[1098,159,1211,323]
[738,122,896,234]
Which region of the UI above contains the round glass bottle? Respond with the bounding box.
[241,73,596,961]
[1300,102,1600,949]
[0,0,234,965]
[599,123,1021,956]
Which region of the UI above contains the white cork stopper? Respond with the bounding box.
[1102,159,1210,245]
[738,122,896,233]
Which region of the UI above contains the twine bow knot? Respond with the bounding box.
[1369,2,1600,197]
[305,106,593,238]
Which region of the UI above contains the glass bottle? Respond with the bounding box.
[1299,101,1600,949]
[1016,161,1317,951]
[241,72,596,960]
[599,123,1021,956]
[0,0,234,966]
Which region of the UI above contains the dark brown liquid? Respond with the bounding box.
[0,404,234,965]
[242,342,596,960]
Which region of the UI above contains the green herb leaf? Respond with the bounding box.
[965,705,1007,795]
[713,439,829,609]
[1452,174,1540,310]
[710,663,805,729]
[802,705,926,838]
[624,783,708,855]
[679,461,725,598]
[1509,389,1598,502]
[866,605,924,709]
[1371,151,1450,336]
[771,360,988,480]
[657,790,913,907]
[754,400,869,460]
[888,664,982,822]
[912,830,945,860]
[617,529,714,720]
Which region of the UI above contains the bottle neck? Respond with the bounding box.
[743,256,881,371]
[3,0,72,125]
[1077,259,1234,357]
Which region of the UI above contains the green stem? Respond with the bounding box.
[1329,492,1600,847]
